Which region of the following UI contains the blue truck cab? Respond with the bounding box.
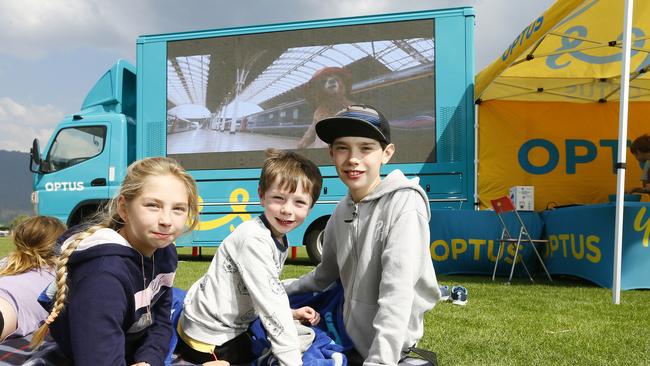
[30,60,136,226]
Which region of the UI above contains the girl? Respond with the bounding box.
[0,216,66,340]
[31,157,199,366]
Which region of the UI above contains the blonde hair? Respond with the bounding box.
[259,148,322,207]
[31,157,199,348]
[0,216,66,276]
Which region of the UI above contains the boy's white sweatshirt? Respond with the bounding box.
[285,170,441,366]
[181,216,302,366]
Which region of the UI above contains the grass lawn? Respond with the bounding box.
[2,237,649,365]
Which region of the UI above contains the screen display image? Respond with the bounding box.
[167,19,436,169]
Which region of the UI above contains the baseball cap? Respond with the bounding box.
[315,105,391,145]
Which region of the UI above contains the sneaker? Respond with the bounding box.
[439,285,450,302]
[451,286,468,306]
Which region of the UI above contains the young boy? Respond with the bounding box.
[630,134,650,194]
[284,105,441,365]
[177,149,323,365]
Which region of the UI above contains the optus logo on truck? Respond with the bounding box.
[45,181,85,192]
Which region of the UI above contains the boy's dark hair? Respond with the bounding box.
[631,134,650,154]
[259,149,322,207]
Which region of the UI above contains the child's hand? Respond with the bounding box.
[202,361,230,366]
[130,363,150,366]
[292,306,321,326]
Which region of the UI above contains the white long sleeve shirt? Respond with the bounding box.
[180,216,302,366]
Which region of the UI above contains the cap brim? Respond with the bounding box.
[315,117,388,144]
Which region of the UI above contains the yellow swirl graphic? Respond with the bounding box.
[197,188,253,232]
[633,207,650,248]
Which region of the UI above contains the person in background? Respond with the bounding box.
[284,105,441,365]
[629,134,650,194]
[177,149,323,366]
[31,157,199,366]
[0,216,66,341]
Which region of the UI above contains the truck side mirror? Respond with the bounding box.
[29,138,41,173]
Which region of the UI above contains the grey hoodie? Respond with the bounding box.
[285,169,441,365]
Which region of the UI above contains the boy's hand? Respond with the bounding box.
[202,361,230,366]
[130,363,150,366]
[292,306,321,326]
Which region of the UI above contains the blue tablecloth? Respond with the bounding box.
[429,209,545,277]
[541,202,650,290]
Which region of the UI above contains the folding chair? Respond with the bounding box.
[490,196,552,283]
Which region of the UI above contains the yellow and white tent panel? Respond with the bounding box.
[476,0,650,210]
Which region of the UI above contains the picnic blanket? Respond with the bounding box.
[0,283,350,366]
[0,333,195,366]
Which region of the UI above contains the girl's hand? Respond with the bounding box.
[203,361,230,366]
[292,306,321,326]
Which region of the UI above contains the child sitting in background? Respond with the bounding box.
[177,149,323,366]
[0,216,66,341]
[629,134,650,194]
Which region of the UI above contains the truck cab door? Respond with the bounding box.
[34,124,110,225]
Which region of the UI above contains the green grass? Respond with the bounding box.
[2,237,649,364]
[0,237,14,257]
[421,276,650,365]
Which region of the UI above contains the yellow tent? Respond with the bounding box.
[475,0,648,303]
[475,0,650,210]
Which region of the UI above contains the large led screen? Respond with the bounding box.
[167,19,435,169]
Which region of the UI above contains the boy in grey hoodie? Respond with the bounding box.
[284,105,441,365]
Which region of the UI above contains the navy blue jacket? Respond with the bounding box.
[44,228,177,366]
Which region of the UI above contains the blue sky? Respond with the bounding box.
[0,0,555,152]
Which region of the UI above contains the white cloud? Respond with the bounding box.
[0,0,486,61]
[0,0,154,59]
[0,97,63,152]
[0,0,554,67]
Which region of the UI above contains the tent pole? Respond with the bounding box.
[613,0,634,305]
[474,103,479,210]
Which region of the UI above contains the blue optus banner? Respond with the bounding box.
[541,202,650,290]
[429,209,545,277]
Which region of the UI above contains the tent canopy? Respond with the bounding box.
[475,0,650,104]
[474,0,648,303]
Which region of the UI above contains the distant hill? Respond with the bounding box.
[0,150,33,224]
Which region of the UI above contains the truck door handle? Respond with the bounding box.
[91,178,107,187]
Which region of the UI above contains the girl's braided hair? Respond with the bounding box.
[30,157,199,348]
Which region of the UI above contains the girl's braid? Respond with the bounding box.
[30,226,101,348]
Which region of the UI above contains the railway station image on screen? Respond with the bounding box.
[167,19,436,169]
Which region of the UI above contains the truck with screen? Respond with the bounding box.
[30,8,476,263]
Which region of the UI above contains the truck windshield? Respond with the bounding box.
[45,126,106,172]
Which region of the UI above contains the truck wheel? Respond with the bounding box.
[305,220,326,265]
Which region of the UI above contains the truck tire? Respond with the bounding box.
[304,219,327,265]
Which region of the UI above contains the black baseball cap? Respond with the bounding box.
[315,105,391,145]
